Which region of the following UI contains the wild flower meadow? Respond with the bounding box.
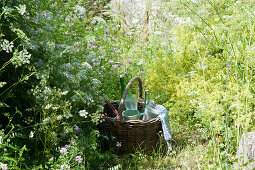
[0,0,255,169]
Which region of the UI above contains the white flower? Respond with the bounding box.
[74,5,86,16]
[62,91,68,95]
[1,39,14,53]
[49,157,54,162]
[11,49,31,67]
[45,104,52,109]
[0,82,7,88]
[3,6,13,15]
[116,142,121,147]
[52,106,59,110]
[79,110,88,118]
[187,91,199,96]
[56,115,63,120]
[109,164,121,170]
[17,4,26,15]
[29,131,34,138]
[0,162,8,170]
[42,117,52,124]
[0,136,2,144]
[60,163,70,169]
[188,71,197,76]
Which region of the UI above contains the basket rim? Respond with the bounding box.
[102,115,161,124]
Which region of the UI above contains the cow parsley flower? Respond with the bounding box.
[74,5,86,16]
[29,131,35,138]
[79,110,88,118]
[60,163,70,169]
[0,162,8,170]
[42,117,53,124]
[56,115,63,120]
[1,39,14,53]
[3,6,13,15]
[17,4,26,15]
[12,49,31,67]
[45,104,52,109]
[62,91,68,95]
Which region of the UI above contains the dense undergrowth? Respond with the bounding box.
[0,0,255,169]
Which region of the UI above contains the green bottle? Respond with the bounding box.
[120,75,131,98]
[120,75,126,98]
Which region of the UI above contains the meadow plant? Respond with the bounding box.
[0,0,121,169]
[0,1,35,168]
[137,0,255,168]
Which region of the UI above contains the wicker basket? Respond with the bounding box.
[99,77,162,154]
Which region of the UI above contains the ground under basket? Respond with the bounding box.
[98,77,162,154]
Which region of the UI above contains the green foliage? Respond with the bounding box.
[0,0,120,169]
[2,0,255,169]
[135,0,255,168]
[0,1,34,168]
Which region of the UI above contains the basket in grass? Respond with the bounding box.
[98,77,162,154]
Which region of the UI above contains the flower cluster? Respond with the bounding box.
[29,131,35,138]
[0,162,8,170]
[78,110,88,118]
[73,124,81,133]
[17,4,26,15]
[75,155,83,163]
[60,163,70,169]
[1,39,14,53]
[59,147,68,155]
[11,49,31,67]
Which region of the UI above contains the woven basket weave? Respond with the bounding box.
[99,77,162,154]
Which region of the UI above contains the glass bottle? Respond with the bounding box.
[142,90,149,120]
[145,90,149,106]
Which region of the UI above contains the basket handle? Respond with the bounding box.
[117,76,144,120]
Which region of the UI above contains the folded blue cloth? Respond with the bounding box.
[155,105,172,151]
